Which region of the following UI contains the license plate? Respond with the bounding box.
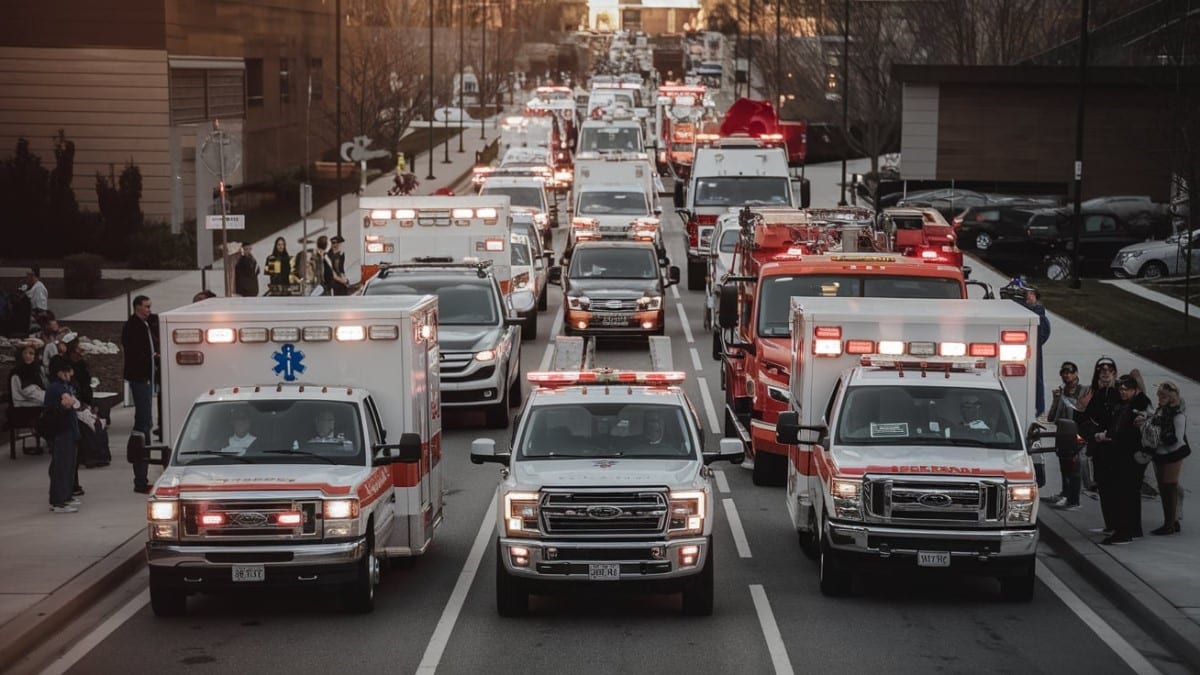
[599,313,632,326]
[232,565,265,582]
[588,563,620,581]
[917,551,951,567]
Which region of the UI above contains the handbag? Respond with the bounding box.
[1140,416,1161,450]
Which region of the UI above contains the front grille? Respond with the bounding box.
[441,365,495,382]
[439,352,474,375]
[864,477,1004,526]
[588,298,640,312]
[548,547,660,561]
[865,536,1001,555]
[182,500,319,540]
[541,490,668,537]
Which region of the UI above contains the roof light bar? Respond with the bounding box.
[526,370,687,386]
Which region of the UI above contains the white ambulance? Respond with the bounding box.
[358,195,513,290]
[772,297,1075,601]
[131,296,444,616]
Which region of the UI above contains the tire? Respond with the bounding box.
[522,312,537,341]
[486,378,511,428]
[818,524,852,597]
[798,509,819,560]
[537,285,548,311]
[1138,261,1168,280]
[680,538,714,616]
[495,542,529,617]
[1044,254,1072,282]
[508,371,523,408]
[345,537,378,614]
[974,232,993,251]
[999,560,1036,602]
[687,258,706,291]
[752,450,786,487]
[149,575,187,617]
[711,330,722,361]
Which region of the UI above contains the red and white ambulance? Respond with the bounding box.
[131,296,443,616]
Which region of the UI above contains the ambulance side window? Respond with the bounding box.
[363,397,383,446]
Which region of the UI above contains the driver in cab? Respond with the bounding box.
[222,408,259,455]
[309,411,348,445]
[948,395,991,437]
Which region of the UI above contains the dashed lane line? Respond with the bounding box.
[675,303,694,343]
[713,470,730,494]
[537,308,565,371]
[696,376,721,431]
[669,284,680,300]
[722,498,752,558]
[749,584,795,675]
[689,347,703,372]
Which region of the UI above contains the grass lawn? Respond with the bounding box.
[1141,276,1200,305]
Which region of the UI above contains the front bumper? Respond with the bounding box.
[564,309,662,336]
[825,521,1037,574]
[440,354,508,406]
[1110,261,1139,278]
[498,536,709,585]
[146,539,365,589]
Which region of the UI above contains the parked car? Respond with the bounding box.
[953,203,1045,252]
[1111,228,1200,279]
[1081,195,1168,229]
[1026,207,1171,280]
[895,188,996,222]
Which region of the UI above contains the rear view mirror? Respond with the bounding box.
[667,266,681,285]
[718,284,739,329]
[470,437,510,465]
[776,410,800,444]
[704,437,745,465]
[397,432,422,463]
[549,266,562,284]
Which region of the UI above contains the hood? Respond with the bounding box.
[1115,238,1168,256]
[439,325,505,352]
[829,444,1033,481]
[759,338,792,372]
[566,277,661,298]
[158,464,370,498]
[513,458,699,487]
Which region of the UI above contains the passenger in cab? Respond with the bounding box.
[222,408,259,455]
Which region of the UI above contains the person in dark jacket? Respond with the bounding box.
[122,295,158,493]
[1046,361,1090,509]
[234,242,261,297]
[327,236,350,295]
[1101,373,1153,544]
[265,236,293,293]
[44,356,80,512]
[1078,356,1121,534]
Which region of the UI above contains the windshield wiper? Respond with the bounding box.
[261,449,339,465]
[178,450,255,463]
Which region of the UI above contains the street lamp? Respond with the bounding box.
[335,0,342,237]
[458,0,465,153]
[427,0,437,181]
[481,0,487,141]
[838,0,849,206]
[1069,0,1091,289]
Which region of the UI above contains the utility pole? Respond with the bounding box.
[747,0,754,97]
[1068,0,1090,289]
[775,0,781,107]
[335,0,343,238]
[428,0,437,181]
[838,0,849,206]
[481,0,488,140]
[458,0,465,153]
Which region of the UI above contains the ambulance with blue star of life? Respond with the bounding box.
[129,296,443,617]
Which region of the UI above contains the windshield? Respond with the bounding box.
[693,177,790,207]
[366,279,498,325]
[518,403,694,459]
[511,241,532,266]
[757,275,963,337]
[481,186,544,210]
[174,401,365,466]
[718,229,738,253]
[579,127,643,153]
[570,247,658,279]
[836,385,1020,450]
[578,190,649,216]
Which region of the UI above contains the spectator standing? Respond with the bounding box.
[21,268,48,320]
[313,236,330,295]
[38,318,67,381]
[44,356,80,513]
[1047,361,1089,510]
[192,289,218,303]
[1102,373,1153,544]
[1079,356,1121,534]
[265,236,293,293]
[234,242,261,297]
[122,295,158,494]
[327,236,350,295]
[1150,381,1190,535]
[67,337,111,468]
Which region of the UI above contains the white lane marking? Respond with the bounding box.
[669,284,680,299]
[749,584,794,675]
[417,498,498,674]
[537,308,565,371]
[722,498,752,558]
[1036,564,1162,675]
[696,376,721,431]
[689,347,703,372]
[713,470,730,494]
[675,303,694,343]
[40,589,150,675]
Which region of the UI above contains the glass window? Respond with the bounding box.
[365,279,498,325]
[308,57,324,100]
[693,177,790,207]
[569,247,658,279]
[481,186,545,210]
[174,400,365,466]
[246,58,264,107]
[578,191,649,216]
[511,241,532,266]
[578,126,643,152]
[517,403,694,459]
[718,228,739,253]
[757,275,963,337]
[835,385,1019,449]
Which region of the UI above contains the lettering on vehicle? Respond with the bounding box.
[869,422,908,438]
[357,468,391,505]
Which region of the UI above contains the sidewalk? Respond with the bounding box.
[0,127,499,672]
[1103,277,1200,321]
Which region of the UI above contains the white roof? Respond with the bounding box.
[161,295,433,321]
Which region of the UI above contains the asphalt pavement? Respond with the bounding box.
[1,156,1198,674]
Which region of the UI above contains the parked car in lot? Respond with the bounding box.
[1026,207,1171,280]
[895,188,996,222]
[1081,195,1169,229]
[1111,228,1200,279]
[953,203,1045,253]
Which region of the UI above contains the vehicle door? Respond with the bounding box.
[1081,213,1120,266]
[363,396,398,545]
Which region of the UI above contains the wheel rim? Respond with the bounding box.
[1047,260,1069,281]
[1143,263,1165,279]
[976,233,992,250]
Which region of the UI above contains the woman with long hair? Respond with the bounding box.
[1150,381,1189,535]
[265,236,293,292]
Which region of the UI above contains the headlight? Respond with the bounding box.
[567,295,591,310]
[669,490,705,535]
[1007,483,1037,524]
[324,499,359,519]
[636,295,663,310]
[766,385,790,403]
[504,491,540,536]
[1124,250,1144,259]
[148,500,178,522]
[475,349,497,362]
[830,478,863,520]
[516,279,530,290]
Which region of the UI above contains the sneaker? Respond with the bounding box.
[1051,496,1068,507]
[72,487,85,496]
[1042,493,1063,503]
[66,498,81,506]
[1089,527,1115,535]
[1054,502,1081,511]
[50,504,79,513]
[1101,536,1133,545]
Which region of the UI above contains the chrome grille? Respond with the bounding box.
[182,500,319,540]
[863,476,1004,525]
[588,298,640,312]
[439,352,474,375]
[541,490,668,537]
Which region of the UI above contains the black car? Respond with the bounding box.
[1024,207,1170,279]
[553,241,680,337]
[953,203,1045,253]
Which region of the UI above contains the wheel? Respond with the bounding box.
[680,538,714,616]
[702,306,712,331]
[752,450,786,487]
[1138,261,1168,279]
[537,285,548,311]
[495,541,529,617]
[486,378,511,429]
[508,371,523,407]
[711,330,722,361]
[818,524,852,596]
[686,258,706,291]
[974,232,993,251]
[522,312,537,341]
[724,408,738,438]
[345,537,379,613]
[999,560,1036,602]
[1044,254,1072,281]
[798,509,819,560]
[149,575,186,617]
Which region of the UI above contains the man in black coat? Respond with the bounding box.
[122,295,158,493]
[235,242,261,297]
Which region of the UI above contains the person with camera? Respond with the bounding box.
[1046,361,1089,510]
[1007,280,1051,486]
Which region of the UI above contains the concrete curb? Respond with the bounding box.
[1038,508,1200,671]
[0,532,145,672]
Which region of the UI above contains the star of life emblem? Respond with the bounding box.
[272,344,306,382]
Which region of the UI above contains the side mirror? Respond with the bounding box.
[1026,419,1080,455]
[549,266,562,284]
[126,431,169,467]
[776,410,800,445]
[397,432,422,463]
[470,437,510,465]
[667,265,681,285]
[675,208,690,225]
[704,437,745,465]
[534,256,545,270]
[718,284,739,329]
[966,279,995,300]
[653,206,663,217]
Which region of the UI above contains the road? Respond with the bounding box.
[41,196,1184,675]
